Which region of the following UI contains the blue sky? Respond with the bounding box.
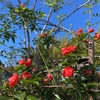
[0,0,100,65]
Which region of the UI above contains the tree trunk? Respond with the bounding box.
[88,41,94,65]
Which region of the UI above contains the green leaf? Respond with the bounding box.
[15,92,26,100]
[54,94,61,100]
[76,89,82,100]
[11,36,15,43]
[26,95,39,100]
[86,82,98,87]
[84,4,91,8]
[95,0,98,3]
[23,79,40,86]
[32,77,41,81]
[82,10,91,15]
[0,96,14,100]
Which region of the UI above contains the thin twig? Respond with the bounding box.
[41,6,54,34]
[35,46,40,68]
[17,0,21,5]
[24,23,30,48]
[38,85,100,92]
[14,33,25,46]
[32,0,38,10]
[86,2,93,31]
[35,5,46,11]
[56,0,92,26]
[0,62,12,74]
[38,18,71,33]
[39,85,74,89]
[37,46,49,71]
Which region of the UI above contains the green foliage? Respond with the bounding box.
[26,95,39,100]
[0,96,14,100]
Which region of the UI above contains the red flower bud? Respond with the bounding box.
[27,58,32,63]
[77,32,82,36]
[78,28,83,33]
[21,4,25,7]
[83,69,92,75]
[46,74,53,80]
[65,42,68,46]
[32,67,37,72]
[77,28,83,36]
[88,28,94,33]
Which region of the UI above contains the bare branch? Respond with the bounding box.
[36,5,46,11]
[38,18,71,33]
[0,61,12,74]
[17,0,21,5]
[41,7,54,34]
[35,46,40,68]
[32,0,38,10]
[14,33,25,46]
[56,0,92,26]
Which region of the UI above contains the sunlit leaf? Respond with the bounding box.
[15,92,26,100]
[0,96,14,100]
[26,95,39,100]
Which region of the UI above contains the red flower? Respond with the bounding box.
[62,67,74,77]
[25,58,32,67]
[61,47,68,55]
[84,39,89,44]
[22,72,32,79]
[46,74,53,80]
[25,61,31,67]
[88,28,94,33]
[19,59,25,65]
[70,45,77,52]
[77,28,83,36]
[94,37,98,40]
[8,73,19,88]
[61,46,77,56]
[83,69,92,75]
[77,32,82,36]
[94,33,100,40]
[78,28,83,33]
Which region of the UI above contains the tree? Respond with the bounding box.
[0,0,100,100]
